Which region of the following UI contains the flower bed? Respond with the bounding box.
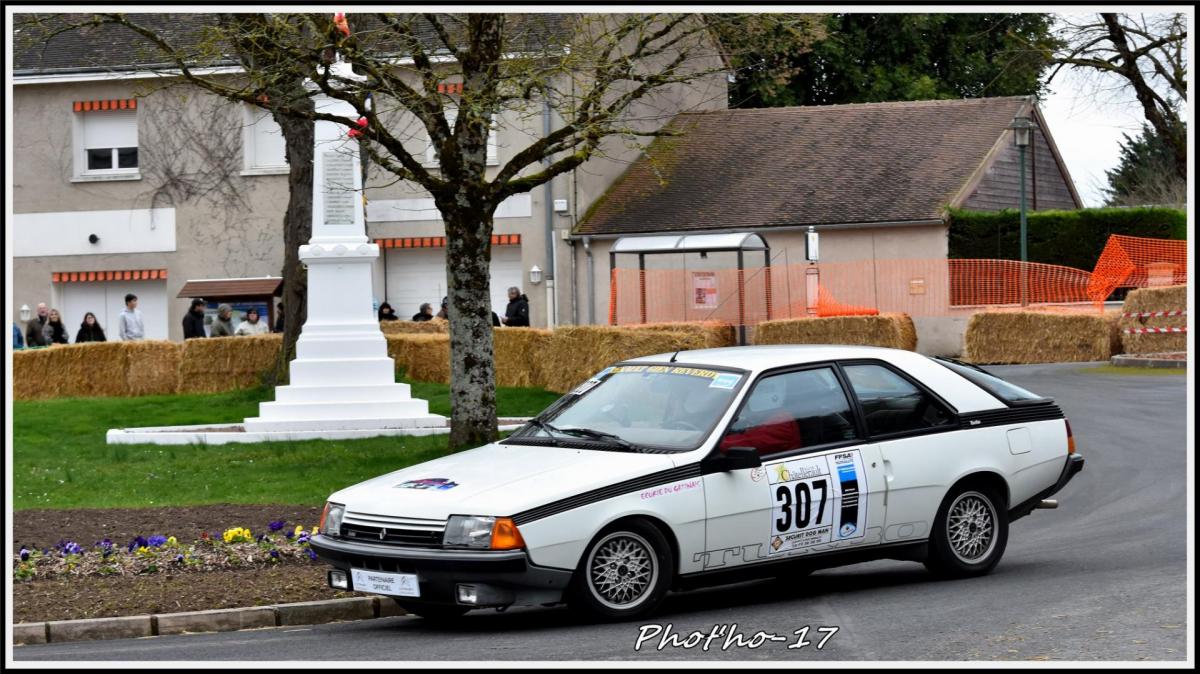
[14,519,322,583]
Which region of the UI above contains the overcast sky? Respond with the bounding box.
[1035,11,1190,207]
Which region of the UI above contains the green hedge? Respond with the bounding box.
[948,207,1186,271]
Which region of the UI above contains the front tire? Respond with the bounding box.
[924,485,1008,578]
[568,520,673,621]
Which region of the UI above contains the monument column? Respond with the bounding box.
[243,63,444,432]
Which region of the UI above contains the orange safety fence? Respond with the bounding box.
[1089,234,1188,306]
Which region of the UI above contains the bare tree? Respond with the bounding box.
[1042,12,1187,180]
[19,13,811,449]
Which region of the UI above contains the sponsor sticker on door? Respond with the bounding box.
[765,449,867,555]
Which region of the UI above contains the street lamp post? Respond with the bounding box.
[1010,116,1033,306]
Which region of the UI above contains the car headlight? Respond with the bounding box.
[443,515,525,550]
[320,502,345,537]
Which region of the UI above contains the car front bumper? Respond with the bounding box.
[309,534,573,609]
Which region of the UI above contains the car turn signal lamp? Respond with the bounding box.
[490,517,525,550]
[1065,419,1076,455]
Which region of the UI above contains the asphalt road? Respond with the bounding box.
[14,363,1190,662]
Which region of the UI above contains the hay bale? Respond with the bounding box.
[385,334,451,383]
[963,311,1117,364]
[177,334,282,394]
[379,318,449,335]
[494,328,553,388]
[1120,285,1187,354]
[622,321,736,348]
[13,342,130,399]
[753,313,918,351]
[539,326,713,393]
[125,340,183,396]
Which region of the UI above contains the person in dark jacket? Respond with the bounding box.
[273,302,285,333]
[182,298,208,339]
[502,287,530,327]
[46,308,70,345]
[14,323,25,349]
[492,311,502,327]
[378,302,400,321]
[412,303,434,322]
[210,304,236,337]
[435,297,449,320]
[75,312,107,343]
[25,302,50,347]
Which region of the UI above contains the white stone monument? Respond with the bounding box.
[242,61,444,432]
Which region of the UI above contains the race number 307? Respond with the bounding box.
[775,478,828,532]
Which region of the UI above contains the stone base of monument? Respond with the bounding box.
[106,418,532,446]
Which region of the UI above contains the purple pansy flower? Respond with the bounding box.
[147,535,168,548]
[128,536,149,552]
[20,547,30,562]
[268,520,286,533]
[270,550,280,559]
[174,554,185,563]
[60,541,82,556]
[285,530,294,540]
[98,539,115,557]
[306,548,318,561]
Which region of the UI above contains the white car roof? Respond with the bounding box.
[625,345,1008,414]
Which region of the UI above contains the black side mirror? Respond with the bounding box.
[701,446,762,473]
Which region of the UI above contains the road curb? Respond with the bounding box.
[13,595,408,645]
[1110,354,1187,369]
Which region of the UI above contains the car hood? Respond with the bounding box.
[328,441,683,521]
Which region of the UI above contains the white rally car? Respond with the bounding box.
[310,345,1084,621]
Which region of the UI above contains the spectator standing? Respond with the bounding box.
[378,302,400,322]
[75,312,107,343]
[235,307,270,336]
[502,287,530,327]
[273,302,285,333]
[491,311,502,327]
[412,303,434,322]
[435,296,449,320]
[13,323,24,349]
[182,298,208,339]
[25,303,51,347]
[210,304,236,337]
[118,294,144,341]
[46,309,70,345]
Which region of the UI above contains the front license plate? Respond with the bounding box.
[350,568,420,597]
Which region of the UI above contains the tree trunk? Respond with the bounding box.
[1100,13,1188,182]
[443,205,499,450]
[270,104,315,385]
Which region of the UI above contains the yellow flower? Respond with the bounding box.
[310,526,318,535]
[167,536,178,546]
[294,525,304,536]
[223,527,252,544]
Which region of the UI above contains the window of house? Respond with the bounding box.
[843,363,954,437]
[720,367,859,456]
[77,109,138,175]
[424,107,498,168]
[243,104,288,173]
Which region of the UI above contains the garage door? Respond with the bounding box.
[384,247,523,320]
[56,280,168,341]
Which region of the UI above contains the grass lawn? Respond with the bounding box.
[13,380,560,511]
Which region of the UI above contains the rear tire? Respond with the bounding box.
[924,484,1008,578]
[567,520,673,621]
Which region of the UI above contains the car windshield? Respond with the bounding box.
[511,364,747,452]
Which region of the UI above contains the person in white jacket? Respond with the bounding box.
[234,307,270,336]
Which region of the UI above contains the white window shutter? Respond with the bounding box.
[83,110,137,149]
[246,106,287,169]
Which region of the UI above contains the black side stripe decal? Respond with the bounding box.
[960,404,1065,429]
[511,464,702,526]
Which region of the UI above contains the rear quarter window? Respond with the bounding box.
[931,357,1046,406]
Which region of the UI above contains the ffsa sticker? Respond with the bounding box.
[766,449,867,555]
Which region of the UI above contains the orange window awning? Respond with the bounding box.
[73,99,137,112]
[373,234,521,249]
[53,269,166,283]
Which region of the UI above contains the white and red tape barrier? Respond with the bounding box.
[1121,310,1187,318]
[1123,327,1187,334]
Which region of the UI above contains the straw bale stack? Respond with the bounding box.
[13,342,130,399]
[386,334,451,383]
[494,328,554,388]
[754,313,917,351]
[177,334,282,393]
[1119,285,1187,354]
[964,311,1117,364]
[622,321,736,348]
[539,326,712,393]
[379,318,449,335]
[124,340,183,396]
